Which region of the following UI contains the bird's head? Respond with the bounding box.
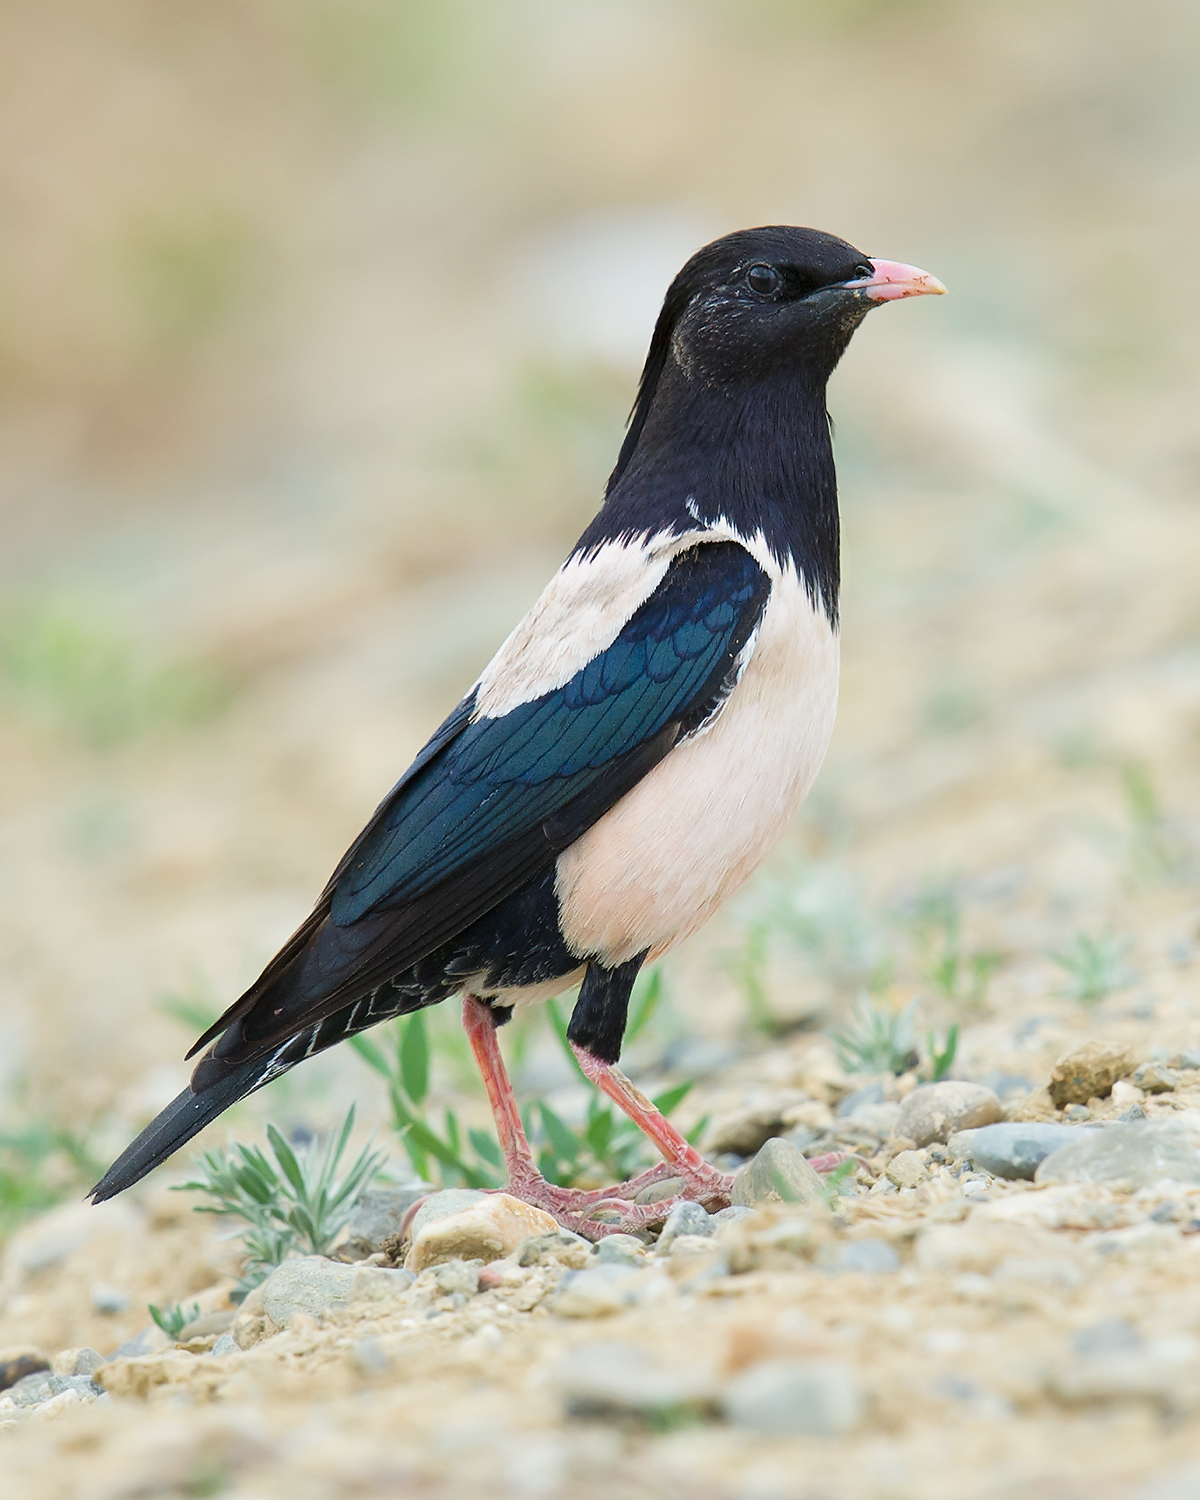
[608,225,944,496]
[658,225,944,390]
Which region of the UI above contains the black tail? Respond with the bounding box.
[88,1053,276,1203]
[89,973,438,1203]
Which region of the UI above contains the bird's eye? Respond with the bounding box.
[853,262,874,280]
[746,263,781,295]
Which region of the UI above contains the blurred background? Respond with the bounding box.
[2,0,1200,1217]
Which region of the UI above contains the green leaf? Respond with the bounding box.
[400,1012,430,1105]
[538,1102,582,1166]
[651,1081,693,1117]
[685,1113,710,1146]
[545,998,588,1082]
[626,968,664,1043]
[348,1032,392,1080]
[468,1128,503,1168]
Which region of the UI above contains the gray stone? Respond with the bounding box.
[259,1255,414,1328]
[711,1206,754,1229]
[832,1238,899,1274]
[633,1175,686,1204]
[895,1082,1003,1148]
[553,1264,646,1318]
[89,1283,130,1315]
[722,1358,863,1435]
[342,1185,433,1255]
[556,1341,716,1423]
[351,1338,390,1376]
[1036,1122,1200,1189]
[731,1137,826,1209]
[7,1372,52,1408]
[1170,1050,1200,1071]
[210,1335,239,1357]
[69,1349,105,1378]
[430,1260,480,1298]
[1073,1318,1141,1357]
[948,1122,1083,1180]
[593,1234,646,1266]
[657,1201,714,1250]
[110,1326,170,1359]
[837,1081,886,1117]
[1131,1062,1178,1094]
[516,1230,592,1269]
[48,1374,103,1401]
[408,1189,488,1239]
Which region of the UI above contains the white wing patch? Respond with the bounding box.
[472,518,792,722]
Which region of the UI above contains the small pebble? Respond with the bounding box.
[633,1176,686,1204]
[351,1338,390,1376]
[553,1265,650,1318]
[894,1083,1003,1148]
[517,1230,592,1269]
[1131,1062,1178,1095]
[408,1194,560,1272]
[1064,1104,1092,1122]
[948,1122,1081,1180]
[657,1201,714,1249]
[832,1239,900,1274]
[341,1185,433,1257]
[885,1150,928,1190]
[89,1284,130,1316]
[731,1137,826,1208]
[594,1234,646,1266]
[710,1206,754,1229]
[555,1341,716,1422]
[722,1358,863,1435]
[1048,1040,1136,1106]
[209,1335,239,1357]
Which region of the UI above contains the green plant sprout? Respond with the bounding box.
[177,1106,385,1295]
[909,884,999,1008]
[532,989,703,1187]
[924,1024,959,1083]
[1050,931,1128,1003]
[350,1011,502,1188]
[829,996,919,1077]
[351,971,699,1191]
[149,1299,202,1340]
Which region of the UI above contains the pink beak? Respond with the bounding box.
[851,258,946,302]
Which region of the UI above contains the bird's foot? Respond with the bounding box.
[501,1155,734,1241]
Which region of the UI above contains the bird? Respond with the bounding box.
[91,226,944,1237]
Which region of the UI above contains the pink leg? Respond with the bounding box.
[571,1045,732,1208]
[459,996,719,1237]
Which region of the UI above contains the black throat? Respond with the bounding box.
[572,359,841,627]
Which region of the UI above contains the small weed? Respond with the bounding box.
[527,990,703,1189]
[149,1299,201,1340]
[351,1012,502,1188]
[1050,932,1128,1003]
[829,996,919,1077]
[350,973,693,1191]
[923,1024,959,1083]
[908,884,999,1008]
[177,1106,385,1295]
